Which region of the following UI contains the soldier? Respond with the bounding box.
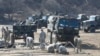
[3,27,7,48]
[26,34,34,49]
[74,36,82,53]
[39,29,46,50]
[5,27,10,43]
[3,27,10,48]
[1,27,5,39]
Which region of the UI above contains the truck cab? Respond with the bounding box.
[55,18,80,42]
[77,14,88,22]
[55,18,80,35]
[82,15,100,32]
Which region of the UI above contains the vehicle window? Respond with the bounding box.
[59,19,68,25]
[95,16,100,22]
[42,16,47,20]
[58,19,79,27]
[67,19,80,27]
[89,16,95,20]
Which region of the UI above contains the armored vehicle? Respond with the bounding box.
[47,16,80,44]
[82,15,100,32]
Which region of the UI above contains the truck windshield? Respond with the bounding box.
[59,19,80,27]
[59,19,68,25]
[89,16,95,20]
[42,16,47,20]
[67,19,80,27]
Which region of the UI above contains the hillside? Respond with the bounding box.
[0,0,100,20]
[24,0,100,15]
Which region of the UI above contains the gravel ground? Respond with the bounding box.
[0,25,100,56]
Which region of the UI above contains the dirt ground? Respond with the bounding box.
[0,25,100,56]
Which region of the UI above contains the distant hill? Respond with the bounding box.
[0,0,100,20]
[23,0,100,15]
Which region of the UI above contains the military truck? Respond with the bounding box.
[47,16,80,44]
[11,18,37,46]
[77,14,88,29]
[82,15,100,32]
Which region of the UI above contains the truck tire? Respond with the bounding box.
[89,27,95,32]
[50,32,53,44]
[84,29,88,32]
[70,38,74,45]
[11,33,15,47]
[47,29,51,32]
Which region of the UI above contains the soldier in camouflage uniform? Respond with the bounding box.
[3,27,10,48]
[5,27,10,42]
[1,27,5,39]
[39,29,46,50]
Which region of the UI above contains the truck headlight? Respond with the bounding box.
[74,28,79,30]
[59,27,63,29]
[66,25,68,27]
[60,24,64,26]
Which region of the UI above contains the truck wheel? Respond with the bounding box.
[74,37,78,47]
[50,32,53,44]
[90,27,95,32]
[47,29,50,32]
[70,37,74,45]
[44,24,47,28]
[84,29,88,32]
[11,33,15,47]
